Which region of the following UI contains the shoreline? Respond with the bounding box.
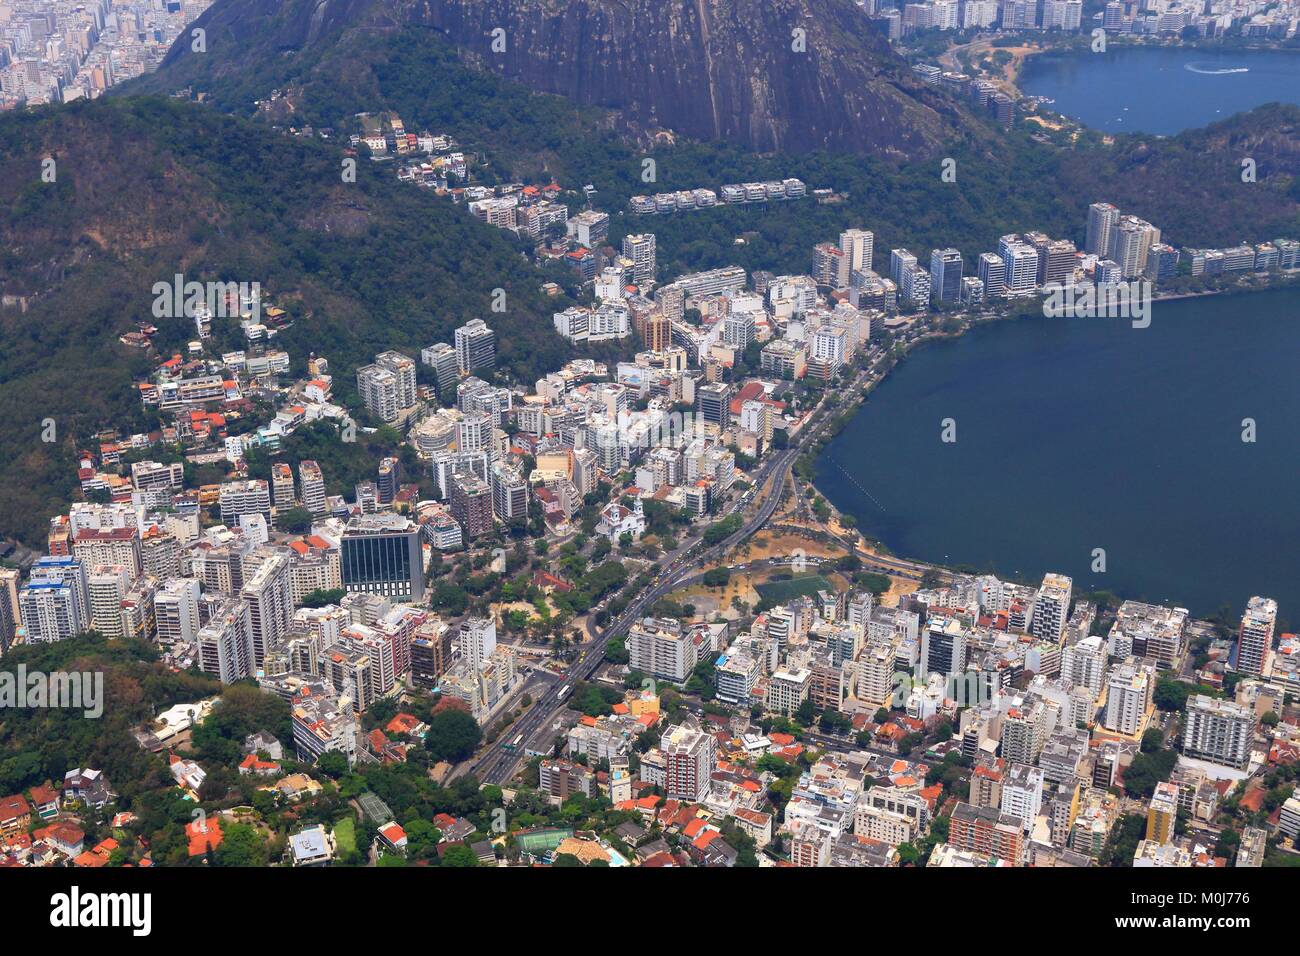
[807,280,1300,612]
[948,35,1300,103]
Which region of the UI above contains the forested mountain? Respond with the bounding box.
[0,97,578,546]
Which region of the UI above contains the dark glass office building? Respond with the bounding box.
[340,515,425,601]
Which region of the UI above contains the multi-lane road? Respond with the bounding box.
[471,442,801,785]
[469,360,925,786]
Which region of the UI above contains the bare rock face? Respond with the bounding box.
[417,0,956,156]
[158,0,966,157]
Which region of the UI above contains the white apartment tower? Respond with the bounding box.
[1183,694,1255,770]
[1103,660,1152,737]
[622,233,657,286]
[299,460,327,516]
[198,598,255,684]
[460,616,497,671]
[241,549,294,668]
[156,578,202,644]
[87,564,132,638]
[455,319,496,376]
[840,229,874,274]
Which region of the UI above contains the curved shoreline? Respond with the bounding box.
[807,280,1300,609]
[946,36,1300,103]
[1008,41,1300,133]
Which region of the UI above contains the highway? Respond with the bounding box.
[469,360,925,786]
[471,441,800,784]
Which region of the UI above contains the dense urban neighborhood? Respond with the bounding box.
[3,173,1300,873]
[2,0,1300,908]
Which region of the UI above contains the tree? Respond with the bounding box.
[1215,827,1240,860]
[214,823,268,867]
[441,843,479,867]
[316,751,350,779]
[702,567,731,588]
[300,587,346,608]
[425,709,483,763]
[1122,747,1177,799]
[278,506,314,534]
[819,710,852,734]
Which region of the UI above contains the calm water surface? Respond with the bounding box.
[814,288,1300,620]
[1019,46,1300,135]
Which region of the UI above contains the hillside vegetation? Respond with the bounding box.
[0,96,579,546]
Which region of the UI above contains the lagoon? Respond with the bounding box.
[1018,46,1300,135]
[813,288,1300,621]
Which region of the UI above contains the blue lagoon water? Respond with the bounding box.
[814,289,1300,620]
[1018,46,1300,135]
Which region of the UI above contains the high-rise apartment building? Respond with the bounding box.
[72,526,142,579]
[449,473,493,540]
[271,462,296,511]
[998,235,1039,296]
[889,248,917,285]
[629,617,700,683]
[219,479,272,526]
[198,598,254,684]
[0,567,19,653]
[839,229,874,274]
[900,266,931,309]
[949,802,1027,865]
[374,350,418,409]
[298,460,327,517]
[1112,216,1161,279]
[661,722,717,802]
[86,564,131,638]
[1182,694,1255,770]
[622,233,656,286]
[1086,202,1120,257]
[459,616,497,671]
[455,319,496,376]
[977,252,1006,298]
[1103,659,1153,737]
[1236,595,1277,677]
[1146,781,1179,845]
[155,578,202,645]
[696,381,731,429]
[241,548,294,668]
[1061,634,1107,698]
[357,363,400,423]
[1000,699,1048,765]
[19,557,89,643]
[812,242,850,290]
[999,764,1044,833]
[929,248,963,303]
[1030,572,1072,644]
[421,342,460,393]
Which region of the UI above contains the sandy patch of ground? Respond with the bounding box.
[736,531,846,564]
[1025,114,1068,131]
[879,576,919,609]
[676,573,761,619]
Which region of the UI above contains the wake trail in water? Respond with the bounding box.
[1184,63,1249,75]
